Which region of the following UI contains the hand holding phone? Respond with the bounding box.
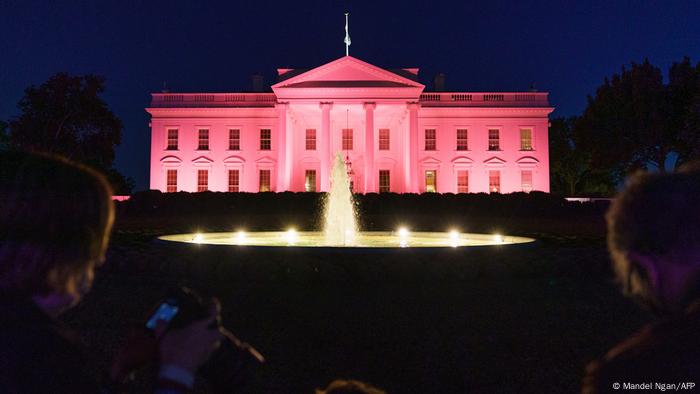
[145,298,180,330]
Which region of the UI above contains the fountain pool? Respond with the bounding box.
[157,153,536,249]
[158,231,535,248]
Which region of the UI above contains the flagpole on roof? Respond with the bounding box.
[344,12,351,56]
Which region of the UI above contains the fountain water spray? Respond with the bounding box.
[323,153,358,245]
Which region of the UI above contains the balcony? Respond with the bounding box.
[419,92,549,107]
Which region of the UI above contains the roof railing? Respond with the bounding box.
[150,91,549,107]
[150,93,278,107]
[419,92,549,107]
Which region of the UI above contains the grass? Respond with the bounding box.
[61,211,649,393]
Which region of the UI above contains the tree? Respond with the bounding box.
[668,57,700,167]
[576,58,700,182]
[549,117,615,195]
[0,121,8,151]
[8,73,133,193]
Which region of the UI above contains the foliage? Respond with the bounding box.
[575,58,700,183]
[104,168,136,195]
[0,121,9,151]
[549,117,615,196]
[668,58,700,167]
[121,190,608,234]
[7,73,133,194]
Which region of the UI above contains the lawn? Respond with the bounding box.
[61,196,649,393]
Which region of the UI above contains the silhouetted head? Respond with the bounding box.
[316,379,386,394]
[0,151,114,314]
[606,163,700,314]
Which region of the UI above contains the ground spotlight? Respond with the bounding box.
[449,230,460,247]
[236,230,247,244]
[286,228,298,245]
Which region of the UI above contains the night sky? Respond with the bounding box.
[2,1,699,190]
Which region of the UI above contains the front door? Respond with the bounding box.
[425,170,436,193]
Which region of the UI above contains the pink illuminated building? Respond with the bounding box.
[147,56,554,194]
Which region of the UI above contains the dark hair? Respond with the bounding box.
[606,164,700,300]
[0,151,114,296]
[316,379,386,394]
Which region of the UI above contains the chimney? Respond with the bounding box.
[434,73,446,92]
[250,73,265,92]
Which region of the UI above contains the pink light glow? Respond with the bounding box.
[147,56,553,194]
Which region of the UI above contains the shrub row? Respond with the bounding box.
[120,190,608,222]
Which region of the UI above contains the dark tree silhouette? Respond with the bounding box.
[668,57,700,167]
[549,117,615,195]
[8,73,133,194]
[576,59,665,179]
[576,58,700,183]
[0,121,8,151]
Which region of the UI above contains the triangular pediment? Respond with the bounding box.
[419,156,441,165]
[192,156,214,164]
[255,156,277,164]
[272,56,425,90]
[483,156,507,167]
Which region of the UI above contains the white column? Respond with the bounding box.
[276,102,289,191]
[320,102,333,192]
[363,102,376,193]
[407,102,420,193]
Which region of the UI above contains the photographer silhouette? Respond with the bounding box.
[0,151,261,393]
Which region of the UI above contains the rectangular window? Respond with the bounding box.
[520,128,533,151]
[342,129,353,150]
[521,170,533,193]
[228,169,240,192]
[166,169,177,192]
[197,169,208,192]
[198,129,209,150]
[425,170,437,193]
[488,129,500,151]
[229,129,240,150]
[379,129,390,150]
[425,129,436,151]
[305,129,316,150]
[489,170,500,193]
[260,129,271,150]
[304,170,316,192]
[379,170,390,193]
[456,129,468,151]
[167,129,178,150]
[259,169,271,192]
[457,170,468,193]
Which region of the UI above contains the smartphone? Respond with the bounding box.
[145,298,180,330]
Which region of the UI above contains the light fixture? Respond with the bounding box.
[286,228,298,245]
[449,230,460,247]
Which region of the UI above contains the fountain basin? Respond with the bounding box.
[158,231,535,249]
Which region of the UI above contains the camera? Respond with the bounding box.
[153,287,264,392]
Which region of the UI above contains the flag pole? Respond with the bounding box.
[344,12,351,56]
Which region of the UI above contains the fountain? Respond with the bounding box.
[323,154,358,246]
[158,152,535,248]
